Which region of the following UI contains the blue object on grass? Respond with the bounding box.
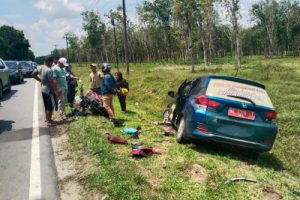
[123,128,138,135]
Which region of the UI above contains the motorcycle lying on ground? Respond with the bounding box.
[73,84,108,117]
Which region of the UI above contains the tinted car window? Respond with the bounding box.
[19,62,32,69]
[180,82,192,97]
[190,78,206,95]
[5,62,17,69]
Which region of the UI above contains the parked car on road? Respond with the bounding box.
[0,58,11,99]
[19,61,34,78]
[164,75,278,152]
[4,61,24,84]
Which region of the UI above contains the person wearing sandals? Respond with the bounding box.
[115,72,129,113]
[32,56,60,126]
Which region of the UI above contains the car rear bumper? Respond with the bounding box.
[187,130,273,151]
[23,71,33,77]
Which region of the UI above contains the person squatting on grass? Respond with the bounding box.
[52,57,69,120]
[115,72,129,113]
[90,63,103,95]
[65,64,79,110]
[32,56,60,126]
[101,63,117,124]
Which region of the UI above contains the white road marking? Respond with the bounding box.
[29,81,42,200]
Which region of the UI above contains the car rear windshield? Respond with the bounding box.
[20,62,32,69]
[5,62,17,69]
[206,78,274,109]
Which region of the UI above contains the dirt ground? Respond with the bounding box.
[51,126,83,200]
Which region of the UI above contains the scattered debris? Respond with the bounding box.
[132,142,144,148]
[131,145,160,158]
[106,133,128,144]
[224,177,257,184]
[124,126,141,138]
[138,115,170,126]
[93,150,104,157]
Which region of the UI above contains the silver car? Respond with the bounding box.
[0,58,11,99]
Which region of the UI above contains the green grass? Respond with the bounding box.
[64,56,300,199]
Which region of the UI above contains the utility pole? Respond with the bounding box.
[122,0,130,75]
[111,15,120,72]
[64,35,70,62]
[53,44,58,56]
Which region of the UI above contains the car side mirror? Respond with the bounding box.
[168,91,175,98]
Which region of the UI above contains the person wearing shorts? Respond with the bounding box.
[32,56,60,125]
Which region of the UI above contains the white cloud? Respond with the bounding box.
[34,0,84,19]
[15,18,85,56]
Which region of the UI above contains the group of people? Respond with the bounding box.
[33,56,129,126]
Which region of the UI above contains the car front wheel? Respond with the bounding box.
[177,118,187,143]
[7,79,11,92]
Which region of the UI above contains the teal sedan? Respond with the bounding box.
[164,75,278,152]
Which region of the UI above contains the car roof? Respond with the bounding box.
[201,75,266,89]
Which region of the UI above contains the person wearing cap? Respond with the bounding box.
[101,63,117,124]
[52,57,69,120]
[32,56,60,126]
[89,64,103,95]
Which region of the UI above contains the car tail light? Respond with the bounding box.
[195,95,221,109]
[265,110,277,120]
[196,123,210,134]
[262,140,271,145]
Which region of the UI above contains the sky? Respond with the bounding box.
[0,0,259,57]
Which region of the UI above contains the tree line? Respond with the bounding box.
[0,25,35,61]
[49,0,300,69]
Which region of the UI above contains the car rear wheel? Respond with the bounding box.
[18,76,22,84]
[0,81,3,100]
[176,118,187,143]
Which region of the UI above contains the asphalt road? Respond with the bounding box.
[0,78,60,200]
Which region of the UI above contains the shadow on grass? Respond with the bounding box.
[125,110,137,115]
[190,140,283,171]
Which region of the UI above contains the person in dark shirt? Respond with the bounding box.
[115,72,129,113]
[101,63,116,124]
[65,64,79,110]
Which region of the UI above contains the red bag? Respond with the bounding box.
[131,146,160,157]
[106,133,128,144]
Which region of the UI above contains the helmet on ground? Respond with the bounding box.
[102,63,110,73]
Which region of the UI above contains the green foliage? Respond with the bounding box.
[81,11,106,51]
[0,25,35,60]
